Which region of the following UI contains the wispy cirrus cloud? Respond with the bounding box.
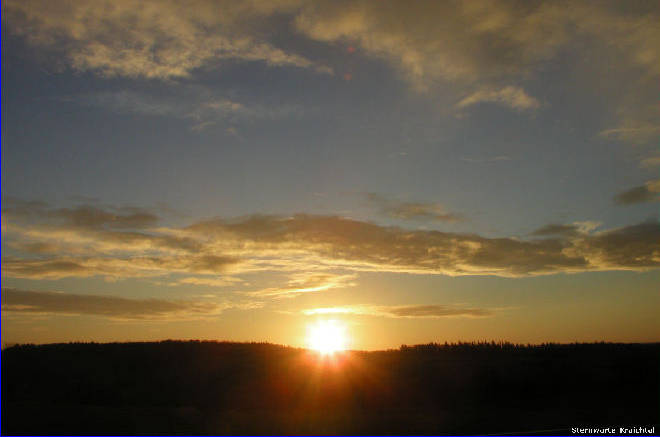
[247,272,357,298]
[599,123,660,145]
[302,304,492,318]
[71,88,307,131]
[456,86,540,111]
[175,276,244,288]
[598,100,660,147]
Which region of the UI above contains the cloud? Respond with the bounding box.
[531,221,601,237]
[1,201,241,280]
[599,124,660,145]
[3,0,332,80]
[295,0,659,129]
[365,193,463,222]
[2,198,204,255]
[614,186,657,205]
[456,86,540,111]
[614,180,660,205]
[388,305,491,318]
[176,276,244,287]
[599,103,660,146]
[2,198,158,229]
[572,221,660,270]
[302,304,491,318]
[0,254,240,280]
[295,1,660,89]
[1,288,226,320]
[248,272,357,298]
[188,214,660,276]
[3,200,660,281]
[295,1,564,89]
[5,0,658,135]
[73,89,306,130]
[1,258,92,280]
[7,0,657,93]
[532,224,582,237]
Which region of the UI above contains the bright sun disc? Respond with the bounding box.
[307,320,347,354]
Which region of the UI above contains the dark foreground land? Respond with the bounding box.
[2,341,659,435]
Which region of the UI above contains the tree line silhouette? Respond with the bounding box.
[2,340,658,435]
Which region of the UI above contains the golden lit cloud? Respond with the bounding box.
[295,1,660,88]
[176,276,244,287]
[2,201,659,283]
[247,272,357,298]
[3,0,332,79]
[294,0,660,131]
[188,215,660,276]
[457,86,540,111]
[0,254,240,280]
[5,0,658,135]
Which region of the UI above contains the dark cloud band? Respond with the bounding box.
[1,288,223,319]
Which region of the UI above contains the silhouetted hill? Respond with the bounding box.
[2,341,659,435]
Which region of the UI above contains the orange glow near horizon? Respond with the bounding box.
[306,320,348,354]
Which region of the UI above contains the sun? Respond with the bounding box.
[306,320,347,354]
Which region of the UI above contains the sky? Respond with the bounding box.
[2,0,659,350]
